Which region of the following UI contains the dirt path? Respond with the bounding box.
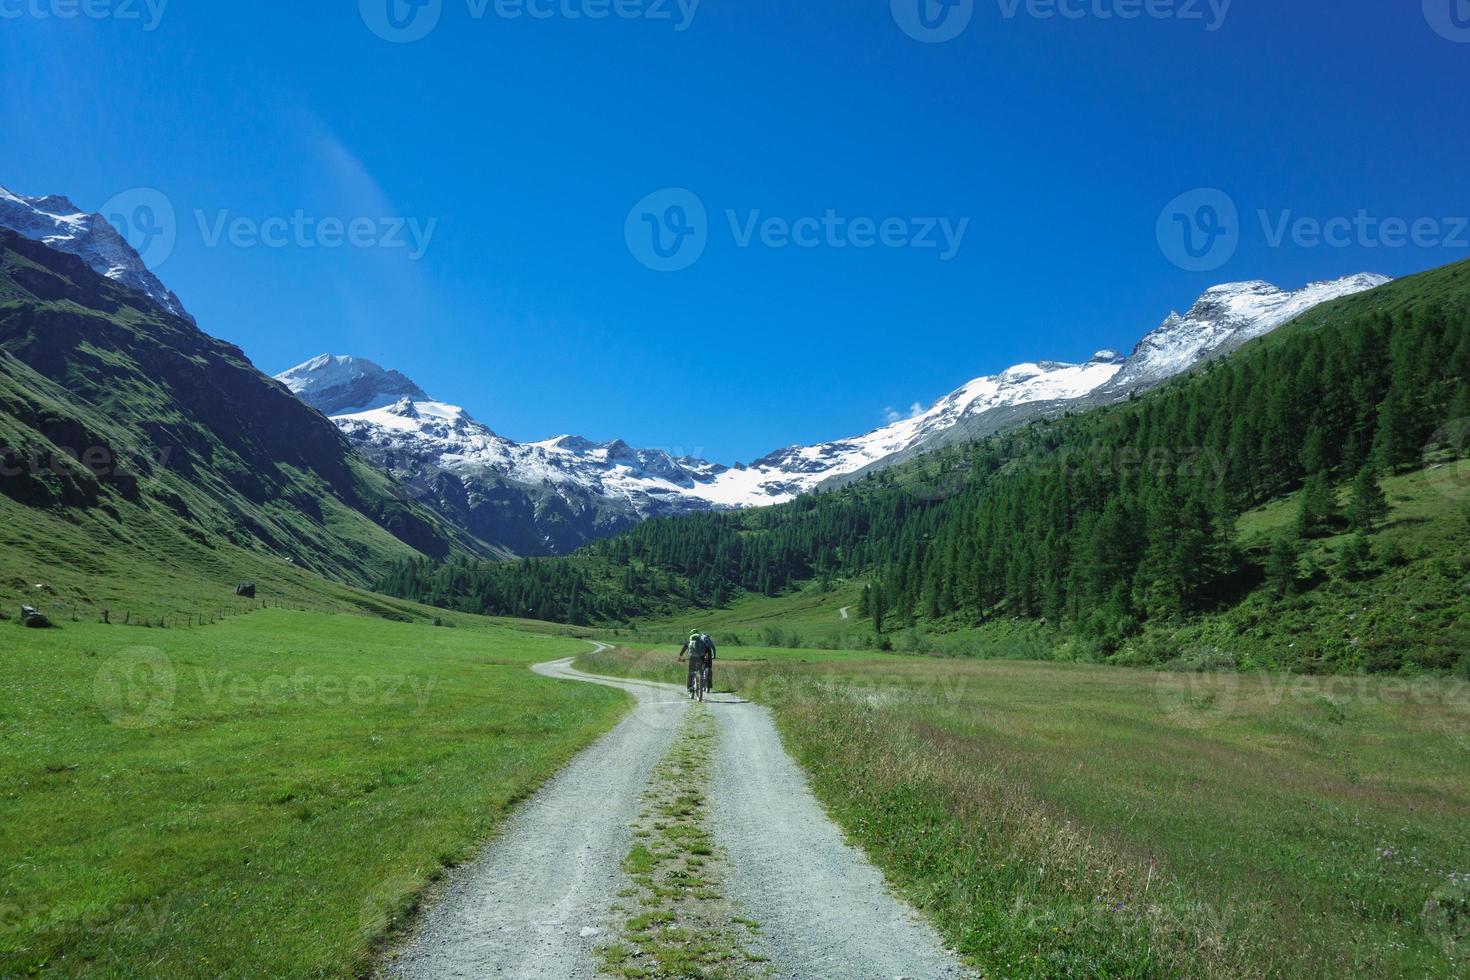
[381,646,971,979]
[378,647,689,979]
[707,700,971,978]
[839,605,851,620]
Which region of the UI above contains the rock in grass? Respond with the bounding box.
[236,582,256,598]
[20,605,52,628]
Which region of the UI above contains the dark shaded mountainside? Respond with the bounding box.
[0,228,491,603]
[381,259,1470,674]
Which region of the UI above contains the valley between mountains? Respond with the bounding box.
[272,273,1389,556]
[3,184,1468,979]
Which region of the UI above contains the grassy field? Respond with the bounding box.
[0,490,469,631]
[578,645,1470,978]
[0,610,629,978]
[626,466,1470,678]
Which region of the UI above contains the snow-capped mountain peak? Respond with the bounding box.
[0,185,192,323]
[276,354,431,417]
[275,270,1390,554]
[1097,273,1392,396]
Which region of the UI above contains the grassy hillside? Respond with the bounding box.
[627,465,1470,677]
[579,644,1470,978]
[0,611,627,978]
[382,258,1470,680]
[0,230,492,602]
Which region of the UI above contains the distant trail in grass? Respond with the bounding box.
[838,606,850,620]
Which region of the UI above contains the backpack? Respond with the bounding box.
[686,636,707,661]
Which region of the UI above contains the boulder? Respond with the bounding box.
[235,582,256,598]
[20,605,52,628]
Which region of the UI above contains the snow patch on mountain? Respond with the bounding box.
[276,354,430,416]
[0,186,192,322]
[730,350,1128,500]
[276,271,1390,521]
[1097,274,1391,396]
[276,356,732,519]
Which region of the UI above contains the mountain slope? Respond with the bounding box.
[0,227,490,595]
[0,185,192,323]
[380,257,1470,677]
[281,274,1389,546]
[836,273,1393,477]
[277,356,723,555]
[1090,273,1392,399]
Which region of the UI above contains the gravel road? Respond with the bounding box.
[378,648,689,979]
[380,645,972,979]
[708,701,973,978]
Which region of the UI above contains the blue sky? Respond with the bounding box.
[3,0,1468,463]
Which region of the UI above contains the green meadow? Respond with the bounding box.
[0,610,627,978]
[578,645,1470,978]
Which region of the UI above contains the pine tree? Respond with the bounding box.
[1294,472,1339,538]
[1347,465,1389,532]
[1339,533,1372,581]
[1300,424,1330,477]
[1374,386,1420,472]
[1266,534,1301,599]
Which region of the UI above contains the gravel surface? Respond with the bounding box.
[378,648,690,979]
[707,701,974,979]
[380,647,972,979]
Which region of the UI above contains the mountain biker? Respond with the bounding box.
[677,629,715,695]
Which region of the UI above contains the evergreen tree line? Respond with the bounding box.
[373,555,609,625]
[374,271,1470,636]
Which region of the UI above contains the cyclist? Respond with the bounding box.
[677,629,715,697]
